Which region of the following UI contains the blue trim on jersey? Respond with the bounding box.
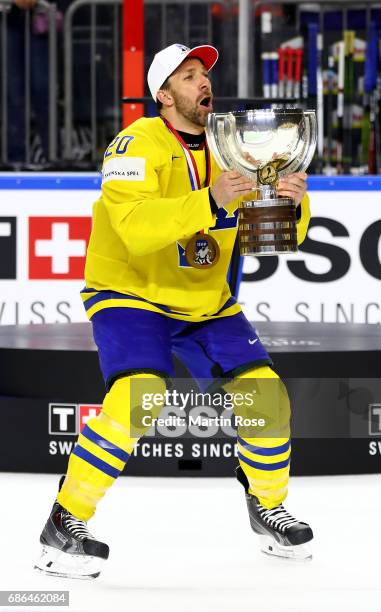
[72,445,120,478]
[237,436,290,456]
[82,289,173,314]
[81,425,130,463]
[238,451,290,471]
[1,173,381,191]
[81,287,96,293]
[82,288,237,317]
[214,296,237,314]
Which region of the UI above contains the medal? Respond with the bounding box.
[185,233,220,269]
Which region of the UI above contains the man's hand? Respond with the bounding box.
[278,172,307,205]
[14,0,37,9]
[210,170,255,208]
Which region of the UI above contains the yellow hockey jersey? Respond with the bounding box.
[83,116,310,322]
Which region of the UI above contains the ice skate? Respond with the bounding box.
[34,480,109,579]
[236,466,313,560]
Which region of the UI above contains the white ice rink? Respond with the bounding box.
[1,472,380,612]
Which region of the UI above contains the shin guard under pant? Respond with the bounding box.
[57,373,166,520]
[229,366,291,510]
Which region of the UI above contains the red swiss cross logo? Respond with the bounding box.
[29,217,91,279]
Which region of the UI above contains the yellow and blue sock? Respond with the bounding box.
[58,373,165,520]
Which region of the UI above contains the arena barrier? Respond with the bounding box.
[1,319,381,477]
[0,173,380,476]
[0,174,379,325]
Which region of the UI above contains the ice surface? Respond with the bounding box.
[1,472,380,612]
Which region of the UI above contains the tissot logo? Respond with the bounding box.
[48,403,102,437]
[49,404,77,435]
[0,217,16,279]
[29,217,91,279]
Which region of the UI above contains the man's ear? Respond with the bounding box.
[157,89,174,107]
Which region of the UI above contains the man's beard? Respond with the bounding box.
[171,90,208,127]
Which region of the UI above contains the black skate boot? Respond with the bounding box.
[34,478,109,579]
[236,466,313,560]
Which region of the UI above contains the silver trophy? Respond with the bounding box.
[206,109,317,255]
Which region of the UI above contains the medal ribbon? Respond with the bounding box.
[162,118,218,268]
[162,117,211,191]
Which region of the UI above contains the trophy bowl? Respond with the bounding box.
[206,109,317,255]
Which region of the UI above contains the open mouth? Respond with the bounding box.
[199,96,212,108]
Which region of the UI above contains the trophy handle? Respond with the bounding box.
[277,110,317,177]
[206,113,231,172]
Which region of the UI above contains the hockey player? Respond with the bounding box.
[35,43,313,579]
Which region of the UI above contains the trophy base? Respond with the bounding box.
[238,197,298,256]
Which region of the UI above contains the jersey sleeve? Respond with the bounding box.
[296,193,311,245]
[100,128,214,257]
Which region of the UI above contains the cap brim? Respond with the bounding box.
[187,45,219,71]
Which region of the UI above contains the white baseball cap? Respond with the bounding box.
[147,43,219,101]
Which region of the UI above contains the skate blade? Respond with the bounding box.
[34,545,103,580]
[259,535,312,561]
